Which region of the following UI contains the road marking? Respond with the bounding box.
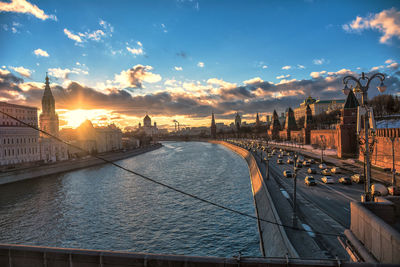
[317,182,358,202]
[302,223,316,237]
[280,188,290,199]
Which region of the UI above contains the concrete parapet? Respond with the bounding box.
[349,201,400,263]
[210,141,298,258]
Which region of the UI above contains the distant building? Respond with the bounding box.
[234,112,241,131]
[0,102,40,166]
[210,112,216,138]
[61,120,122,156]
[139,114,158,136]
[294,96,345,120]
[39,74,68,163]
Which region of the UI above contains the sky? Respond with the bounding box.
[0,0,400,130]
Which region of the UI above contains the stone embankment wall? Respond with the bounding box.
[0,144,162,186]
[210,141,298,258]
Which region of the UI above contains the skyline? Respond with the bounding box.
[1,0,400,130]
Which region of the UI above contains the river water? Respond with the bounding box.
[0,141,260,257]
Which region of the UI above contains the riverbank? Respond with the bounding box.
[209,140,298,258]
[0,143,162,186]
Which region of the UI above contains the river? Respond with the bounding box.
[0,141,260,257]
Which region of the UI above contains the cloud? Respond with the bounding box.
[64,28,83,43]
[48,67,88,79]
[343,8,400,44]
[114,65,162,89]
[276,74,291,79]
[0,0,57,21]
[243,77,264,85]
[207,78,236,89]
[33,48,49,57]
[387,62,399,69]
[313,58,326,65]
[10,66,32,78]
[174,66,183,71]
[282,65,291,70]
[297,64,305,69]
[310,71,326,79]
[64,20,113,44]
[197,62,204,68]
[262,65,268,69]
[126,46,144,56]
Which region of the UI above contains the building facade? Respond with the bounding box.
[294,96,345,120]
[0,102,40,166]
[139,115,158,136]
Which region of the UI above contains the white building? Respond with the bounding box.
[0,102,40,166]
[139,115,158,136]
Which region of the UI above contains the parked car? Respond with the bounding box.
[307,167,317,174]
[322,176,334,184]
[283,170,293,178]
[305,176,316,186]
[277,159,283,164]
[287,158,294,164]
[319,163,327,169]
[331,167,341,174]
[351,174,364,184]
[321,169,332,176]
[339,177,352,185]
[371,183,388,196]
[303,161,310,167]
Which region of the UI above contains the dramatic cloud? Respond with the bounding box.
[343,8,400,44]
[0,0,57,20]
[197,62,204,68]
[310,71,326,79]
[174,66,183,71]
[2,63,399,125]
[114,65,162,89]
[64,28,83,43]
[282,65,291,70]
[10,66,32,78]
[33,48,49,57]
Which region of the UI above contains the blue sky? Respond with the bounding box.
[1,0,400,129]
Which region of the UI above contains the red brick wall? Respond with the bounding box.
[310,129,338,149]
[359,128,400,170]
[279,130,288,140]
[291,130,303,143]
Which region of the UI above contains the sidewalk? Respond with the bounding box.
[267,141,399,186]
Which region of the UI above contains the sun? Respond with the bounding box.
[59,109,111,129]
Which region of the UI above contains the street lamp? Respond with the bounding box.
[342,72,386,201]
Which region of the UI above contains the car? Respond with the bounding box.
[322,176,334,184]
[278,154,283,158]
[296,158,304,163]
[339,177,352,185]
[295,163,302,168]
[305,176,316,186]
[303,161,310,167]
[331,167,341,174]
[319,163,327,169]
[287,158,294,164]
[277,159,283,164]
[351,174,364,184]
[307,167,316,174]
[283,170,293,178]
[309,159,315,164]
[268,153,273,158]
[321,169,332,176]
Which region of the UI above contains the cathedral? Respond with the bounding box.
[138,114,158,136]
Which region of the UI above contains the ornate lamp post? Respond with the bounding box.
[342,72,386,201]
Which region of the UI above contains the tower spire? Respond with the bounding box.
[210,112,216,139]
